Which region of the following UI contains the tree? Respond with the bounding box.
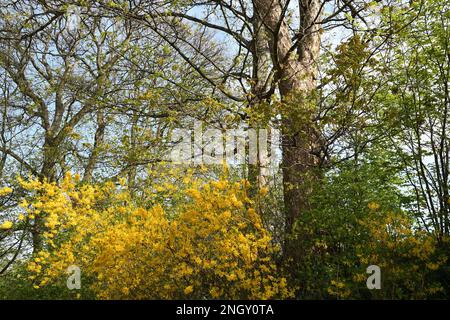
[380,0,449,240]
[0,0,219,257]
[77,0,381,256]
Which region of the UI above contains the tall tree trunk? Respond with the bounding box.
[253,0,322,254]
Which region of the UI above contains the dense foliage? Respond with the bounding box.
[0,0,449,299]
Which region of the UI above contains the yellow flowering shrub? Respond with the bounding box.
[19,172,293,299]
[323,206,447,299]
[353,208,448,299]
[293,185,448,300]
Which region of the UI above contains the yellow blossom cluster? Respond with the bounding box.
[320,207,447,300]
[0,186,13,196]
[0,221,13,230]
[20,172,293,299]
[0,186,14,231]
[352,210,448,299]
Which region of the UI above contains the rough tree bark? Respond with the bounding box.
[253,0,322,254]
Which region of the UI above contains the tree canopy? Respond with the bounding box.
[0,0,448,299]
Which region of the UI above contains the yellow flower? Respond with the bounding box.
[184,285,194,295]
[185,188,201,199]
[118,177,127,186]
[368,202,380,210]
[0,187,13,196]
[0,221,13,230]
[227,273,237,281]
[259,187,269,196]
[426,262,440,271]
[17,171,293,300]
[210,287,220,298]
[183,176,191,184]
